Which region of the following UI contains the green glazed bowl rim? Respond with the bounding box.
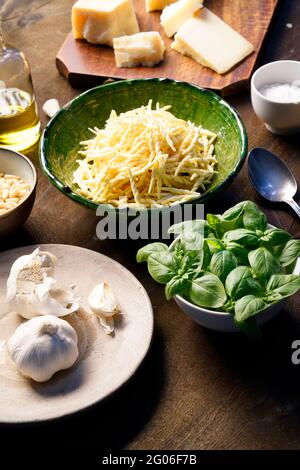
[40,78,248,214]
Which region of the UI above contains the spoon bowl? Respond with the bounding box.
[248,147,300,218]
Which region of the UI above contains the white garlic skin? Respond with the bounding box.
[7,248,79,320]
[88,282,119,318]
[7,249,57,301]
[7,315,79,382]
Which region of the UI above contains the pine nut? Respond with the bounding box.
[0,173,31,215]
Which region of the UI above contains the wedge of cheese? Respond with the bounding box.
[113,32,166,67]
[72,0,140,47]
[145,0,178,12]
[160,0,202,38]
[172,8,254,74]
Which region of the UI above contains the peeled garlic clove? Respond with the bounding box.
[7,315,79,382]
[42,98,60,118]
[88,282,120,318]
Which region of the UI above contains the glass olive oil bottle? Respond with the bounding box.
[0,21,40,151]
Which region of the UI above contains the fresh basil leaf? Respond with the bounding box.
[209,250,238,283]
[243,201,267,232]
[234,294,265,340]
[223,299,235,313]
[221,216,244,232]
[179,250,204,279]
[256,230,264,237]
[165,276,189,300]
[206,238,225,254]
[169,231,204,254]
[225,266,262,300]
[202,240,212,270]
[147,252,177,284]
[137,243,168,263]
[279,239,300,267]
[168,219,209,237]
[222,201,247,221]
[264,291,283,303]
[223,229,260,247]
[206,214,223,238]
[234,295,267,323]
[260,228,292,246]
[248,247,282,284]
[225,242,250,266]
[180,231,203,252]
[189,272,227,309]
[271,243,286,257]
[266,274,300,299]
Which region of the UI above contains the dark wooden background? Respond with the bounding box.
[0,0,299,451]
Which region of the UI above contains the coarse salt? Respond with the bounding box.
[259,81,300,103]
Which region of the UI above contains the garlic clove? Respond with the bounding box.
[7,315,79,382]
[88,282,120,335]
[88,282,120,318]
[42,98,61,119]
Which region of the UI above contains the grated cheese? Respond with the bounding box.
[73,101,218,208]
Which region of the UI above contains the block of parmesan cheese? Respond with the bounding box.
[113,32,166,68]
[171,8,254,74]
[160,0,202,38]
[145,0,178,12]
[72,0,140,47]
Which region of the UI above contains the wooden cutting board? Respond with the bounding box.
[56,0,279,96]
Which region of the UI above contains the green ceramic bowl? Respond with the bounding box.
[40,79,248,212]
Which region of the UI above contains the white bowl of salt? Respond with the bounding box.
[251,60,300,135]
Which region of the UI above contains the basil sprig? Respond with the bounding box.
[137,201,300,338]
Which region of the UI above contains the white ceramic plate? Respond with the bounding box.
[0,244,153,424]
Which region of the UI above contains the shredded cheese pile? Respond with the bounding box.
[73,101,218,207]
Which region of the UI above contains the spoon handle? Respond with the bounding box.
[286,199,300,219]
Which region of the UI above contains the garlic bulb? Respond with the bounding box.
[7,248,79,319]
[88,282,120,335]
[7,315,79,382]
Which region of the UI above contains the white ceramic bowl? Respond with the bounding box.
[0,147,37,236]
[251,60,300,135]
[175,226,300,333]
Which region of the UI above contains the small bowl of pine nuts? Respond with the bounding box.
[0,147,37,236]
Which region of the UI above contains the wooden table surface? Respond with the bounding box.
[0,0,300,451]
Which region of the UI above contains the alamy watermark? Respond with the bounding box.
[291,340,300,365]
[96,202,205,240]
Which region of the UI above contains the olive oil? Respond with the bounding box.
[0,88,40,151]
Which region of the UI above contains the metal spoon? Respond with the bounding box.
[248,147,300,218]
